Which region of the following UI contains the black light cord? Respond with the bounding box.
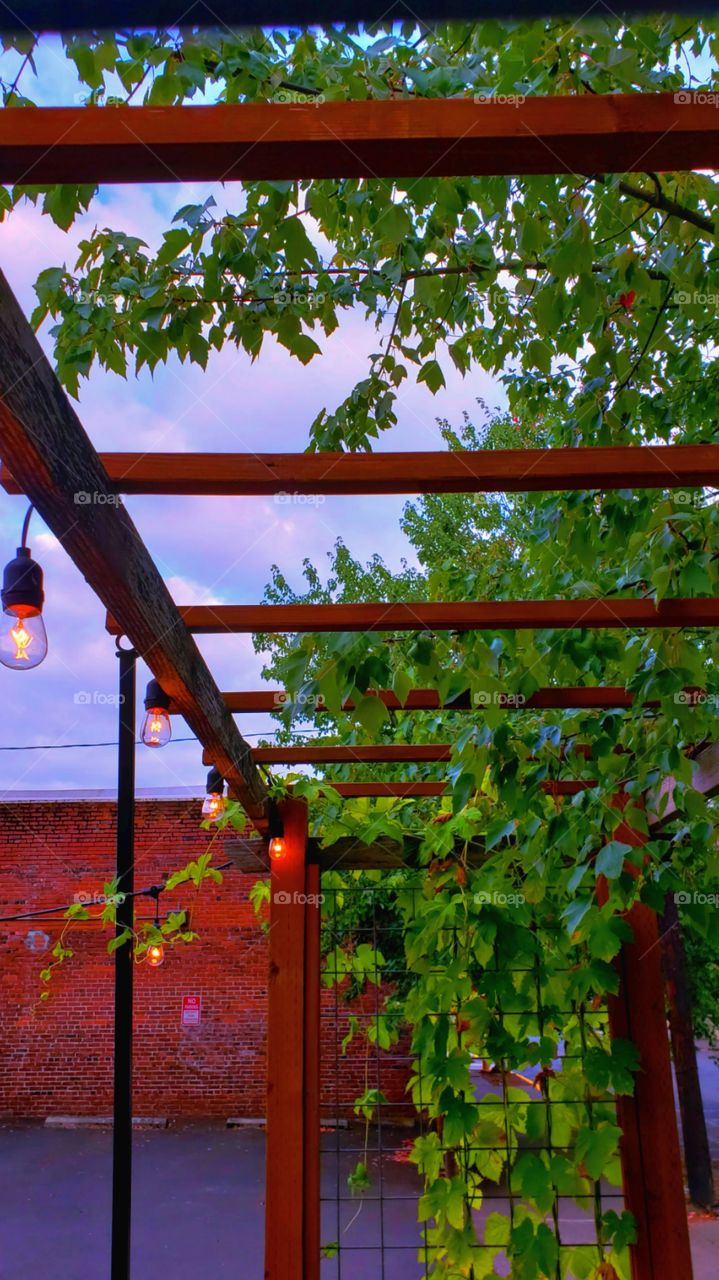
[0,861,234,924]
[0,728,327,753]
[20,503,33,549]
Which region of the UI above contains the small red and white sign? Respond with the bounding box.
[181,994,202,1027]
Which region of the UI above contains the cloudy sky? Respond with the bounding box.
[0,37,503,794]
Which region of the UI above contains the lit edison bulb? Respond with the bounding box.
[269,836,286,862]
[140,708,172,748]
[202,791,226,821]
[147,942,165,967]
[0,608,48,670]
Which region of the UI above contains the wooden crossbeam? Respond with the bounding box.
[0,96,716,185]
[0,269,269,828]
[112,599,719,635]
[179,686,637,714]
[6,445,719,497]
[225,732,719,867]
[285,780,592,797]
[235,743,453,765]
[5,4,702,36]
[226,835,456,872]
[204,742,597,765]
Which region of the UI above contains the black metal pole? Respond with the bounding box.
[112,645,136,1280]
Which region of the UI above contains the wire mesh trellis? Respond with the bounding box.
[319,877,630,1280]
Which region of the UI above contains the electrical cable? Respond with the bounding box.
[0,860,235,924]
[0,727,328,752]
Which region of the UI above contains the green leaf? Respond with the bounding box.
[513,1152,555,1213]
[596,840,632,880]
[107,928,133,954]
[378,204,412,248]
[575,1122,622,1179]
[156,228,192,266]
[354,694,389,736]
[347,1161,371,1195]
[417,359,446,393]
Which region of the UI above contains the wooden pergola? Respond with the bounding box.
[1,52,717,1280]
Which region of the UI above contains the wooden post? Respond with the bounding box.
[304,861,321,1280]
[606,809,693,1280]
[660,892,715,1209]
[264,798,320,1280]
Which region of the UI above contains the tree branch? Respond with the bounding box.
[595,175,714,236]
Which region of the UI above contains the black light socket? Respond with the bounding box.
[144,678,171,712]
[1,546,44,616]
[206,766,225,795]
[267,799,284,840]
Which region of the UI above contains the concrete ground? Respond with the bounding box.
[1,1047,718,1279]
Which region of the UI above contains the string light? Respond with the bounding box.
[269,836,286,861]
[268,801,285,862]
[201,766,226,822]
[140,679,172,748]
[146,885,165,967]
[0,506,48,671]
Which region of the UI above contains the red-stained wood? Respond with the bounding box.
[306,779,593,797]
[0,96,715,184]
[112,598,719,635]
[265,797,309,1280]
[6,444,719,496]
[256,744,453,764]
[0,268,268,827]
[303,860,321,1280]
[604,807,693,1280]
[182,686,636,714]
[205,742,600,766]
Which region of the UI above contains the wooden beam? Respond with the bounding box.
[6,444,719,496]
[0,96,716,185]
[7,3,704,37]
[205,742,599,765]
[184,686,637,714]
[0,269,268,827]
[265,797,308,1280]
[227,834,490,872]
[226,835,410,873]
[114,598,719,635]
[233,743,454,765]
[293,779,593,798]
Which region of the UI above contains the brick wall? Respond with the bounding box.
[0,799,410,1120]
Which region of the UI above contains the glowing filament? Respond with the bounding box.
[11,620,32,661]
